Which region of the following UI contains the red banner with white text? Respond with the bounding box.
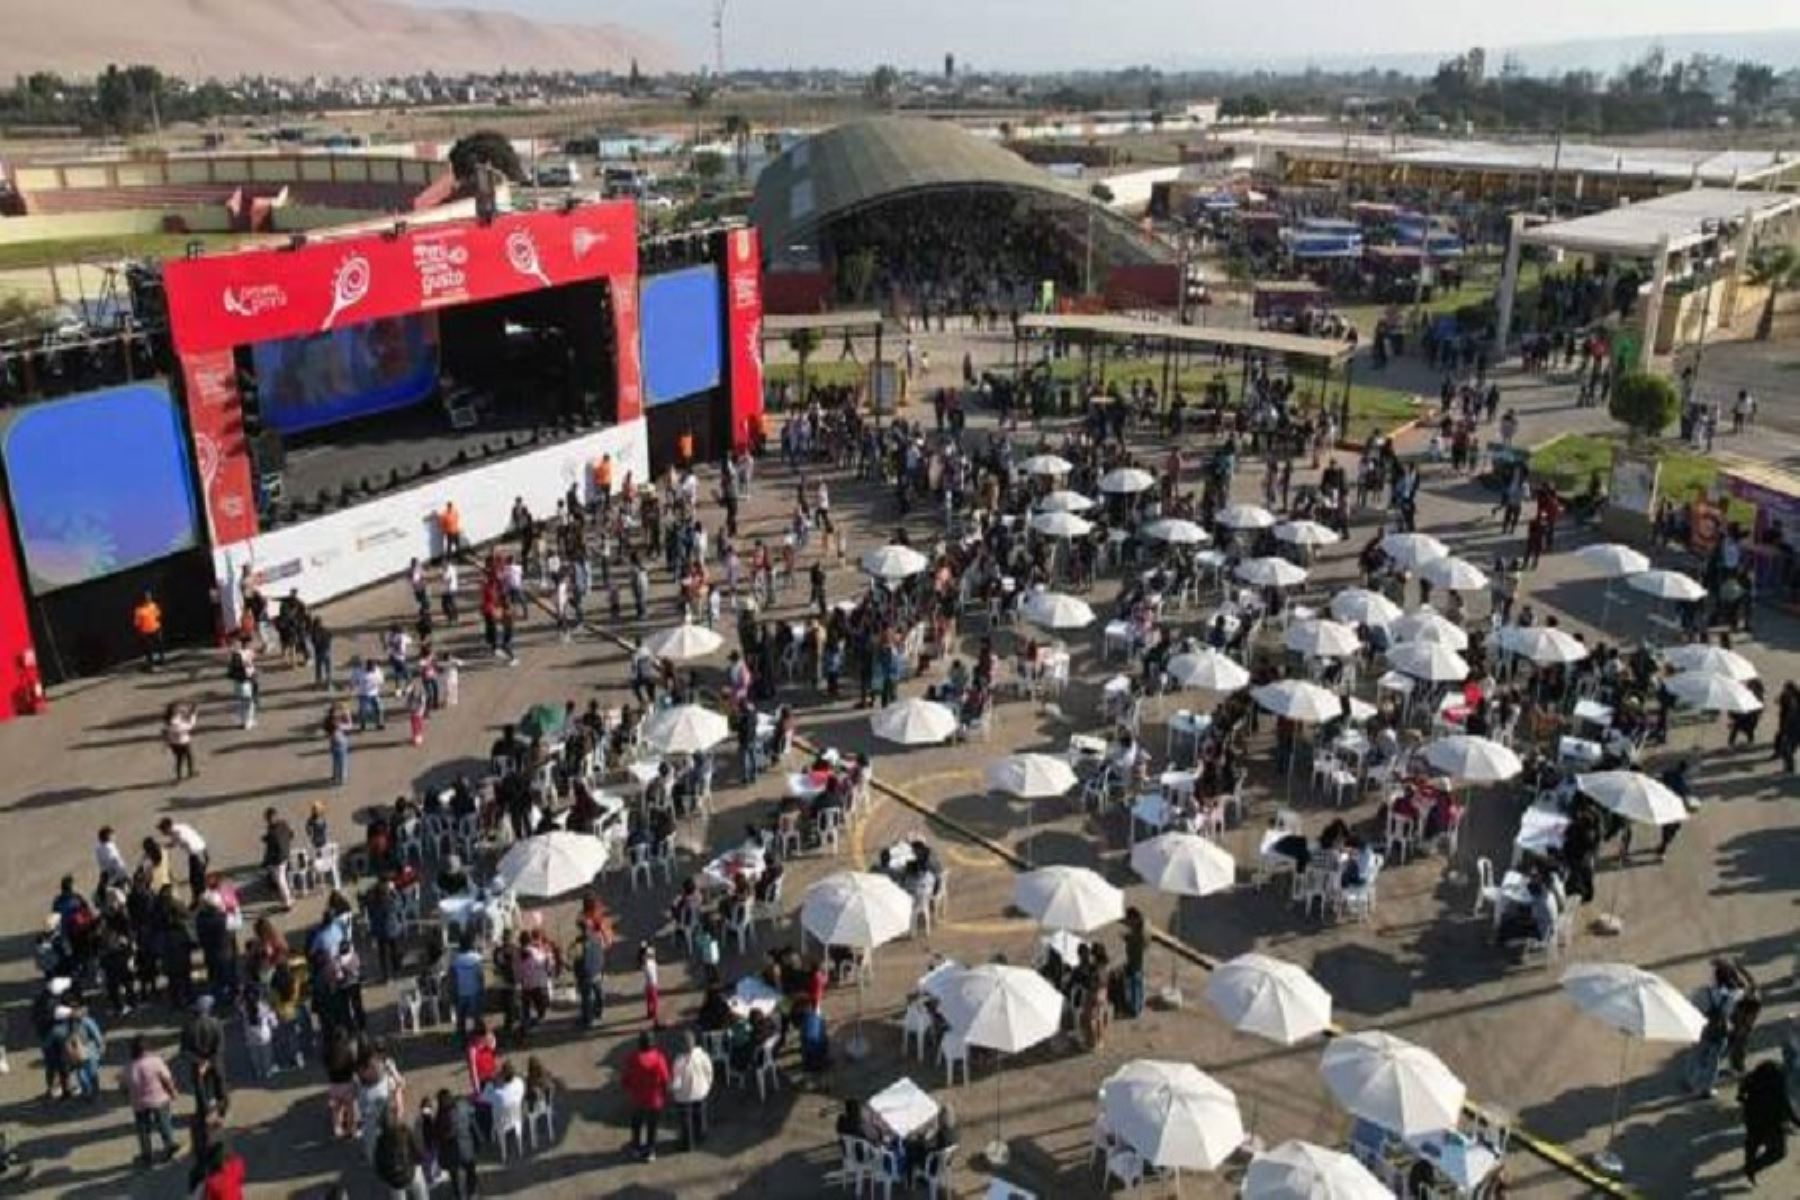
[722,226,765,451]
[162,203,638,356]
[611,275,643,425]
[179,349,260,547]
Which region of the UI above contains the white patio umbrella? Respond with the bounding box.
[1380,532,1449,571]
[1020,453,1073,476]
[1013,865,1124,934]
[1330,588,1403,628]
[1132,833,1236,1002]
[860,543,930,581]
[870,697,958,746]
[1252,680,1344,724]
[1666,669,1762,715]
[1101,1060,1246,1173]
[1029,510,1093,539]
[1660,643,1757,682]
[1628,568,1706,603]
[1236,556,1309,589]
[1274,519,1342,548]
[1424,735,1522,784]
[494,832,610,898]
[1320,1031,1466,1138]
[1036,489,1097,514]
[935,963,1066,1163]
[1420,555,1489,592]
[1285,618,1362,659]
[1166,648,1251,693]
[1390,608,1469,650]
[1561,962,1706,1175]
[1242,1140,1389,1200]
[1218,502,1276,530]
[640,620,724,663]
[642,703,730,754]
[1575,543,1650,578]
[800,870,915,1057]
[1100,466,1156,494]
[1142,517,1209,546]
[1387,640,1470,683]
[1576,771,1690,828]
[1499,624,1589,666]
[1019,590,1096,630]
[985,753,1079,799]
[1207,953,1333,1045]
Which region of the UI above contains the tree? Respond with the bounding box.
[692,151,726,190]
[724,112,751,179]
[1732,63,1776,111]
[448,129,524,184]
[1608,371,1680,441]
[842,247,878,302]
[628,59,643,93]
[866,65,899,108]
[1745,244,1798,342]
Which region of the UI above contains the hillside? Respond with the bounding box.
[0,0,681,80]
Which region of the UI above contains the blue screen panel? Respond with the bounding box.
[640,266,723,407]
[3,382,200,593]
[252,313,439,434]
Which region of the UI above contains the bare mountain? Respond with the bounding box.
[0,0,681,80]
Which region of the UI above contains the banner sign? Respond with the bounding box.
[179,349,260,546]
[722,227,765,451]
[163,202,638,356]
[611,275,643,424]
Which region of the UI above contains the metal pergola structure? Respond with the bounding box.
[760,310,889,408]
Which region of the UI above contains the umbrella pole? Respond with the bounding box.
[847,972,869,1060]
[1594,1033,1631,1175]
[986,1059,1010,1165]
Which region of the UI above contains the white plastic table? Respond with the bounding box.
[866,1077,941,1141]
[729,974,781,1017]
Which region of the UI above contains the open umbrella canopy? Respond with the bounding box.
[494,832,609,898]
[800,871,913,949]
[1321,1031,1466,1138]
[870,697,959,745]
[1166,648,1251,693]
[1387,640,1469,683]
[1274,519,1343,548]
[936,964,1065,1053]
[1101,1060,1246,1171]
[1036,489,1097,514]
[1576,771,1689,827]
[1575,543,1650,578]
[985,753,1079,799]
[1236,556,1309,588]
[1141,518,1209,546]
[1131,833,1236,897]
[1206,953,1333,1045]
[1661,643,1757,682]
[1285,618,1362,659]
[1390,608,1469,650]
[1628,568,1706,602]
[642,703,731,754]
[1424,735,1521,783]
[1100,467,1156,494]
[1242,1141,1390,1200]
[1561,963,1706,1043]
[1253,680,1344,724]
[1380,532,1449,571]
[1498,625,1589,665]
[1020,590,1096,630]
[1420,555,1489,591]
[640,621,725,663]
[519,703,566,740]
[1330,588,1403,628]
[1021,454,1074,476]
[1014,866,1125,933]
[860,543,931,581]
[1218,503,1277,530]
[1029,510,1094,539]
[1666,669,1762,714]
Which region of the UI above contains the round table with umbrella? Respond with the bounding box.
[1420,555,1489,593]
[1387,640,1470,685]
[1560,961,1704,1176]
[1100,467,1156,495]
[1424,735,1522,881]
[1575,543,1650,629]
[1660,643,1757,681]
[1577,770,1691,933]
[1131,833,1235,1004]
[1021,454,1073,477]
[933,964,1065,1164]
[1331,588,1403,629]
[1142,518,1208,547]
[1218,503,1277,532]
[1320,1031,1466,1139]
[1380,532,1449,573]
[1013,865,1124,934]
[494,831,610,898]
[1235,556,1309,590]
[518,703,566,741]
[870,697,958,747]
[1036,489,1096,514]
[1666,669,1762,725]
[1019,591,1095,632]
[800,871,913,1058]
[1253,680,1347,795]
[986,754,1078,864]
[1628,568,1706,604]
[1166,648,1250,694]
[642,703,731,756]
[860,543,930,583]
[1499,624,1589,668]
[1028,510,1093,539]
[640,620,725,664]
[1284,618,1361,662]
[1390,608,1469,650]
[1205,953,1333,1045]
[1242,1140,1390,1200]
[1100,1059,1246,1181]
[1273,519,1342,549]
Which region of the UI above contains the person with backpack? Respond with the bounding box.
[1690,958,1750,1097]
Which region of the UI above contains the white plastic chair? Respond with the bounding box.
[1472,856,1502,921]
[287,848,317,897]
[902,999,934,1061]
[492,1098,526,1162]
[395,986,424,1034]
[918,1144,957,1199]
[525,1094,555,1149]
[315,842,344,891]
[1384,810,1417,864]
[752,1039,781,1101]
[1105,1148,1146,1192]
[627,843,655,891]
[727,903,756,954]
[939,1030,970,1087]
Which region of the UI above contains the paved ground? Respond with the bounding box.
[0,329,1795,1199]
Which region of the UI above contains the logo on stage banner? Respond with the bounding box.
[412,233,471,307]
[321,254,372,330]
[222,283,288,319]
[505,229,554,288]
[572,227,608,259]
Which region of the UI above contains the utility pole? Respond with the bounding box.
[712,0,729,79]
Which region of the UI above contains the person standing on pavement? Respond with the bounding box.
[121,1035,181,1164]
[179,995,228,1122]
[158,818,209,906]
[373,1107,429,1200]
[163,702,198,781]
[622,1031,672,1162]
[571,897,611,1029]
[309,616,335,689]
[133,591,165,671]
[669,1030,714,1151]
[260,808,294,910]
[1771,682,1799,775]
[1121,908,1148,1018]
[1739,1057,1798,1185]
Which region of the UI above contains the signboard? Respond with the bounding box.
[722,227,765,451]
[870,362,901,415]
[180,349,260,546]
[1610,452,1660,518]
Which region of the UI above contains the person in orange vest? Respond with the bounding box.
[133,591,164,672]
[676,431,694,469]
[439,501,464,560]
[592,453,614,516]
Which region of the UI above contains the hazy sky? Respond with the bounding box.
[420,1,1794,70]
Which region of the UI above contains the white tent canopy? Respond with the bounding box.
[1101,1060,1246,1172]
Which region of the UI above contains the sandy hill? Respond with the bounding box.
[0,0,680,80]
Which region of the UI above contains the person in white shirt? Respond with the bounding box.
[354,659,386,731]
[94,826,129,891]
[157,817,208,903]
[669,1030,714,1150]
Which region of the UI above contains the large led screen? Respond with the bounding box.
[640,266,723,407]
[3,383,200,593]
[252,313,440,434]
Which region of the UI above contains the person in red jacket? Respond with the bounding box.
[193,1139,245,1199]
[621,1031,672,1162]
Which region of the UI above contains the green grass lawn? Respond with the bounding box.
[1529,432,1754,522]
[763,360,866,390]
[0,231,257,272]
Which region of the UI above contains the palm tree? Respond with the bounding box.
[1746,244,1798,341]
[723,113,751,180]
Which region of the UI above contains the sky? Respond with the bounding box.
[416,0,1797,71]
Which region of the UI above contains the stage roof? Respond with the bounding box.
[1520,188,1800,257]
[1017,313,1355,364]
[751,117,1091,254]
